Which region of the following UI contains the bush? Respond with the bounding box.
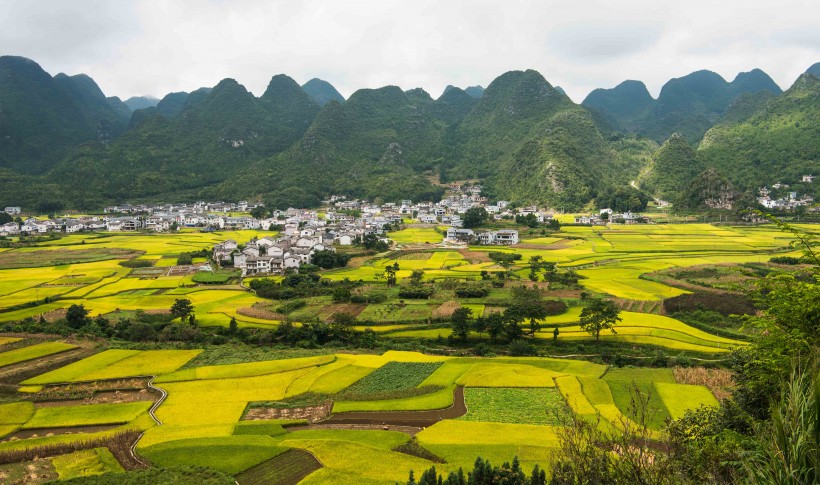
[398,285,435,299]
[489,252,522,263]
[770,256,801,265]
[663,292,756,316]
[276,300,307,314]
[454,284,490,298]
[543,300,568,316]
[509,340,537,356]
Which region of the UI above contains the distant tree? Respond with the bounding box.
[65,304,90,329]
[409,269,425,284]
[451,307,473,341]
[250,205,268,219]
[384,264,398,287]
[463,207,488,228]
[177,252,193,265]
[579,298,622,342]
[0,212,11,224]
[362,233,390,251]
[188,313,196,326]
[486,313,506,342]
[553,326,560,342]
[547,219,561,231]
[229,317,238,334]
[170,298,194,321]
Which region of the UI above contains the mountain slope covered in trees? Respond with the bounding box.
[0,55,816,212]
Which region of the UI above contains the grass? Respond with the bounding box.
[0,341,77,368]
[51,447,124,480]
[22,401,152,429]
[140,435,288,475]
[459,387,570,425]
[603,367,675,430]
[340,361,443,396]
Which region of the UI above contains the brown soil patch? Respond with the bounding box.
[482,306,504,316]
[323,386,466,428]
[42,378,148,395]
[673,366,735,401]
[432,301,460,319]
[1,424,120,443]
[38,309,67,323]
[457,248,492,263]
[238,306,283,321]
[244,402,332,423]
[319,303,367,320]
[35,389,158,408]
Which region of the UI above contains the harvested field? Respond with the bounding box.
[432,301,460,319]
[235,448,322,485]
[237,306,283,321]
[318,303,367,320]
[673,366,735,401]
[457,248,492,263]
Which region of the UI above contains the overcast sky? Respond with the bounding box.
[1,0,818,103]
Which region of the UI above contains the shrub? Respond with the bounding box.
[489,252,522,263]
[543,300,568,316]
[769,256,800,265]
[276,300,306,314]
[454,284,490,298]
[398,285,435,299]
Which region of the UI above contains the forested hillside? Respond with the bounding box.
[0,55,816,212]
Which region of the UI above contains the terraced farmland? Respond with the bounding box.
[0,349,723,482]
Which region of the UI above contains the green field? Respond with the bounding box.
[460,387,569,425]
[22,401,152,429]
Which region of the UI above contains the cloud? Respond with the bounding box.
[0,0,817,103]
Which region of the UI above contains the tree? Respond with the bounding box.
[553,326,560,342]
[170,298,194,321]
[65,304,90,329]
[384,262,399,287]
[229,317,238,334]
[463,207,488,228]
[579,298,621,342]
[409,269,425,284]
[250,205,268,219]
[451,307,472,341]
[0,212,11,224]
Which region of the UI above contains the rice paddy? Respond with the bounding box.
[1,348,746,482]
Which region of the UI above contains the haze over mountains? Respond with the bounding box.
[0,54,817,212]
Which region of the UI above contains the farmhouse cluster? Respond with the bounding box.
[757,179,815,210]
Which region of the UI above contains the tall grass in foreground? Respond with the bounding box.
[748,364,819,485]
